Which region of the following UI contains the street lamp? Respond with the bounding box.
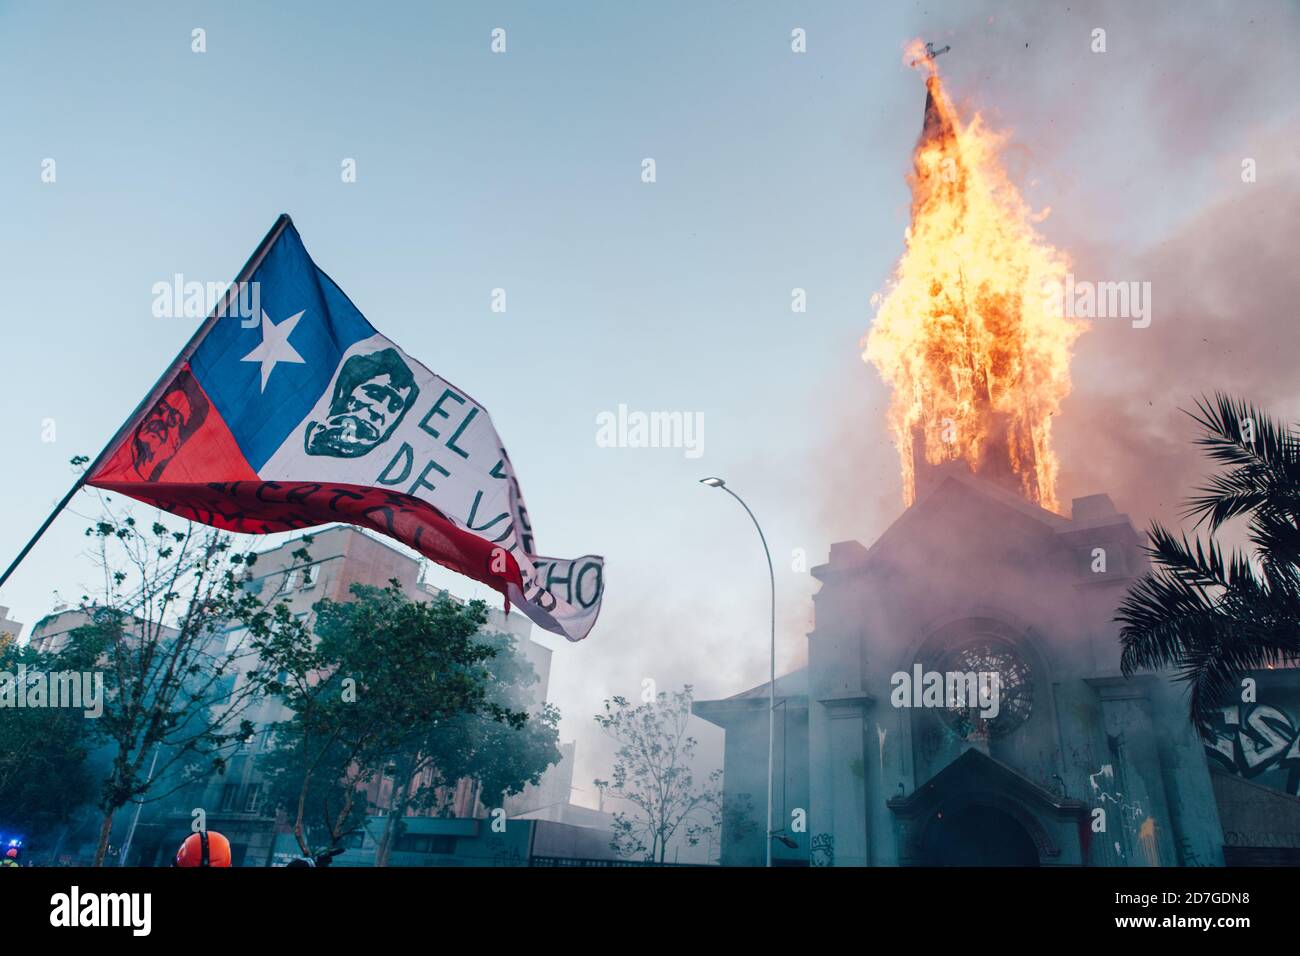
[700,477,776,868]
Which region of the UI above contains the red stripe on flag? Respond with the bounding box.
[85,479,525,606]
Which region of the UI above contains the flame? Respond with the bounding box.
[863,41,1085,512]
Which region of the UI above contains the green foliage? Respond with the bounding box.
[254,582,547,856]
[257,730,369,856]
[1118,394,1300,732]
[0,642,96,837]
[405,627,562,816]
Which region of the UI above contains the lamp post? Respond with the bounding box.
[118,741,161,867]
[700,477,775,868]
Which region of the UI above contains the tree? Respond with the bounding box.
[66,500,299,865]
[594,685,721,863]
[258,726,371,858]
[256,582,529,858]
[1118,394,1300,732]
[0,640,97,842]
[374,626,561,867]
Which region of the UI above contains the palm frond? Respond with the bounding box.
[1117,394,1300,731]
[1186,392,1295,470]
[1143,522,1258,593]
[1182,392,1300,531]
[1118,566,1221,676]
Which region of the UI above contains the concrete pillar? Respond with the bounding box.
[1088,677,1179,866]
[816,693,873,867]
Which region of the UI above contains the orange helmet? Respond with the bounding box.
[174,830,232,867]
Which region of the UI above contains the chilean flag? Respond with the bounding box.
[87,216,603,642]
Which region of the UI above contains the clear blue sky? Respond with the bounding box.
[0,0,926,680]
[3,1,1298,823]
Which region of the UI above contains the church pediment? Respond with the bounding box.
[889,748,1084,817]
[887,749,1087,865]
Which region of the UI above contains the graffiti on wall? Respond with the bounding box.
[810,832,835,867]
[1087,762,1149,863]
[1206,703,1300,796]
[485,833,525,867]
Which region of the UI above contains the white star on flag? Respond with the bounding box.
[240,309,306,391]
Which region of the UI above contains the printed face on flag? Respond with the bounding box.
[261,333,516,564]
[131,370,210,481]
[303,348,420,458]
[87,218,603,642]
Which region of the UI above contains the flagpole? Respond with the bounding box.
[0,214,294,593]
[0,482,86,591]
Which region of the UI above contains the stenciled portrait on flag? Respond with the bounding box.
[304,347,420,458]
[131,369,211,482]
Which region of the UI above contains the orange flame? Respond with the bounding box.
[863,41,1085,512]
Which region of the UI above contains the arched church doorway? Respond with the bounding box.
[920,804,1040,866]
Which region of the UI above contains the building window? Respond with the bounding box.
[220,783,240,812]
[223,627,249,654]
[244,784,263,814]
[284,569,299,591]
[934,638,1034,740]
[217,673,239,706]
[301,565,320,590]
[395,834,455,854]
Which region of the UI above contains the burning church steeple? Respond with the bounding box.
[916,41,953,143]
[863,40,1086,513]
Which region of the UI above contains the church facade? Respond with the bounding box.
[695,465,1300,866]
